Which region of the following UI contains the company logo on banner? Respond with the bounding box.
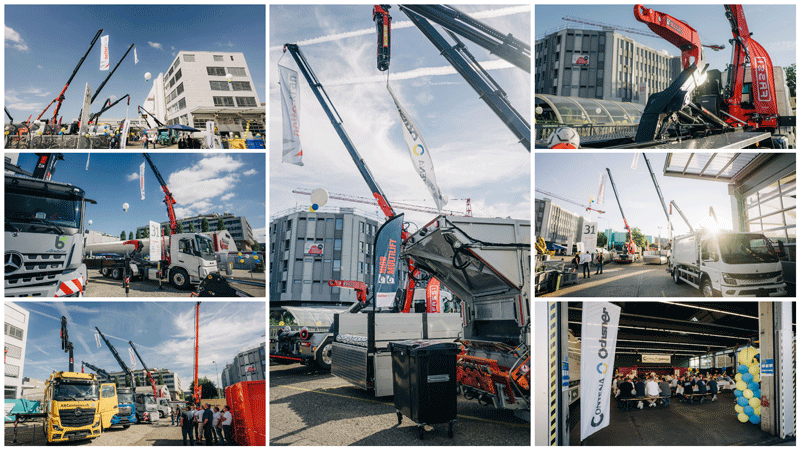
[642,354,671,363]
[279,65,303,166]
[374,214,403,308]
[139,162,145,200]
[580,302,621,441]
[95,333,101,348]
[426,278,441,313]
[129,348,136,369]
[100,35,110,71]
[573,54,589,65]
[304,242,324,255]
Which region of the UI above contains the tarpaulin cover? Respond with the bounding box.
[228,139,246,149]
[225,380,265,446]
[245,139,265,149]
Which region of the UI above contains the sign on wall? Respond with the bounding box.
[641,354,671,364]
[572,54,590,65]
[304,242,324,255]
[581,222,599,252]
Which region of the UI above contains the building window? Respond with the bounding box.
[176,83,184,96]
[5,363,19,378]
[334,239,342,250]
[210,80,229,91]
[228,67,247,77]
[213,96,235,107]
[183,54,194,62]
[359,222,365,233]
[5,323,23,340]
[213,55,224,61]
[4,343,21,359]
[207,66,227,76]
[231,81,251,91]
[175,69,182,82]
[335,218,343,230]
[235,97,257,107]
[177,98,186,111]
[333,260,341,271]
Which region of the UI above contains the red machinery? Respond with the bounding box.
[634,5,702,69]
[327,280,368,306]
[194,301,201,405]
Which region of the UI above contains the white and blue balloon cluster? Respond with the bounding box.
[733,346,761,424]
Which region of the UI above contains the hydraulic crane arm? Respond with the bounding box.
[641,154,672,236]
[96,327,136,387]
[81,361,112,382]
[283,44,398,221]
[138,105,165,128]
[633,5,702,69]
[373,5,392,71]
[61,316,74,372]
[143,153,178,233]
[328,280,368,306]
[605,168,637,255]
[90,94,130,124]
[669,200,694,232]
[194,302,200,406]
[91,44,135,104]
[129,341,159,398]
[399,7,531,150]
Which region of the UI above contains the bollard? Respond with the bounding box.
[13,418,18,443]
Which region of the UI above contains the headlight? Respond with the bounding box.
[93,421,100,427]
[53,424,63,431]
[722,273,737,285]
[776,275,783,283]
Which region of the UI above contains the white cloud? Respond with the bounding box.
[5,26,28,51]
[220,193,235,201]
[167,155,247,219]
[148,41,163,50]
[252,227,266,242]
[37,65,44,70]
[242,169,258,176]
[126,172,139,181]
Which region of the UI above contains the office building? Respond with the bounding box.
[4,302,29,399]
[269,206,381,307]
[536,198,582,252]
[137,213,255,250]
[220,342,266,389]
[142,51,264,137]
[108,368,181,398]
[535,28,682,103]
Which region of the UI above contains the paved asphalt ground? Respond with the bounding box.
[5,418,191,446]
[538,261,703,297]
[270,363,530,446]
[84,271,265,297]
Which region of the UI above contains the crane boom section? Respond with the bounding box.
[634,5,701,69]
[129,341,159,397]
[143,153,178,232]
[641,154,672,235]
[82,361,112,381]
[96,327,135,386]
[283,44,398,220]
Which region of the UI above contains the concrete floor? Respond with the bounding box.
[569,392,788,446]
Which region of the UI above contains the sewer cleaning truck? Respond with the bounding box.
[5,153,96,297]
[669,229,787,297]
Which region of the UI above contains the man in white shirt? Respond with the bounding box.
[579,252,592,279]
[645,376,661,407]
[194,404,204,443]
[221,405,234,445]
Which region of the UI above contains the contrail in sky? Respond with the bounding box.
[270,5,530,51]
[324,59,515,86]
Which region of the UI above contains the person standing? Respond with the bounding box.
[142,134,148,149]
[180,404,195,446]
[595,251,604,274]
[202,403,214,446]
[171,405,176,426]
[212,406,224,444]
[708,376,718,401]
[194,404,203,443]
[580,251,591,279]
[221,405,234,445]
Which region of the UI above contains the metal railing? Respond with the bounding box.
[535,123,638,141]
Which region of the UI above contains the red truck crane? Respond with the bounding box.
[128,341,159,398]
[142,153,177,234]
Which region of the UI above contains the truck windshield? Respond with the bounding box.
[195,235,216,260]
[118,393,134,404]
[144,395,156,404]
[6,190,81,232]
[718,233,780,264]
[53,381,98,401]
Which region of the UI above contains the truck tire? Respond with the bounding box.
[672,268,682,284]
[101,267,111,277]
[700,277,720,297]
[112,267,123,280]
[314,338,333,371]
[170,268,190,289]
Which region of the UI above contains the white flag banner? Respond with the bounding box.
[95,333,101,348]
[120,119,130,150]
[129,348,137,369]
[387,84,448,210]
[631,153,640,171]
[597,173,606,206]
[100,35,110,71]
[279,64,303,166]
[134,47,139,64]
[86,154,91,171]
[580,301,621,442]
[206,121,216,149]
[139,161,145,200]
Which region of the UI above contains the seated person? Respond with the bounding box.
[645,376,661,408]
[707,377,718,401]
[658,377,672,405]
[696,375,708,403]
[617,378,635,409]
[682,377,695,403]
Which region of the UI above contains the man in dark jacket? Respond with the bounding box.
[179,404,195,446]
[617,378,635,409]
[682,376,695,403]
[697,375,708,403]
[202,403,214,446]
[708,377,718,401]
[633,377,647,409]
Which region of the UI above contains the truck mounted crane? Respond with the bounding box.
[81,361,112,382]
[129,341,160,398]
[95,327,136,388]
[138,106,165,128]
[605,168,637,263]
[89,94,130,124]
[143,153,178,234]
[60,316,74,372]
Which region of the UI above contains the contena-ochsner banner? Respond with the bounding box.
[580,301,621,441]
[373,213,403,309]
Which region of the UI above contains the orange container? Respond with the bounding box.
[225,380,266,446]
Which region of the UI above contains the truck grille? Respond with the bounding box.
[729,271,782,280]
[59,407,95,427]
[5,252,67,293]
[118,406,132,416]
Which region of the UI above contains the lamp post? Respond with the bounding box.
[213,361,220,399]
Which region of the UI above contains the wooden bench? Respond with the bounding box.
[618,396,671,411]
[684,392,715,403]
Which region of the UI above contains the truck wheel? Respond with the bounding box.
[700,278,719,297]
[170,268,190,289]
[315,340,333,371]
[112,267,123,280]
[672,268,681,284]
[101,267,111,277]
[159,410,165,418]
[123,425,130,429]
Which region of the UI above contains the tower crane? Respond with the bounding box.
[292,188,471,217]
[535,189,605,214]
[561,16,725,51]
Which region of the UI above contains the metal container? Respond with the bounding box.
[390,340,460,439]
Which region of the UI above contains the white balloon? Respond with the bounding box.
[226,73,234,82]
[88,220,93,226]
[144,72,152,81]
[122,202,130,211]
[309,188,329,208]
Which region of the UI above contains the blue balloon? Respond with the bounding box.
[752,389,761,399]
[734,389,743,397]
[744,405,754,415]
[312,203,319,210]
[749,414,761,424]
[747,381,759,391]
[742,373,753,382]
[738,364,749,374]
[737,396,749,406]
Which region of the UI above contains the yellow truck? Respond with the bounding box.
[43,371,119,443]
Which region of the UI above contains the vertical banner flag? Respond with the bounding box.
[100,35,110,71]
[374,213,404,309]
[121,119,130,150]
[139,161,145,200]
[129,348,137,369]
[134,47,139,64]
[580,301,621,441]
[387,85,448,210]
[279,65,303,166]
[426,277,441,313]
[631,153,640,170]
[206,121,216,149]
[597,173,606,206]
[86,154,91,171]
[149,220,162,262]
[95,333,101,348]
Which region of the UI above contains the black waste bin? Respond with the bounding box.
[390,340,460,440]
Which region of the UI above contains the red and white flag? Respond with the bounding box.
[100,35,110,71]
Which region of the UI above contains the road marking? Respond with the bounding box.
[540,268,659,296]
[278,385,529,428]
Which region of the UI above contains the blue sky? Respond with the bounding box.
[536,153,738,238]
[13,153,266,241]
[269,5,531,227]
[5,5,266,122]
[535,4,796,72]
[15,301,265,391]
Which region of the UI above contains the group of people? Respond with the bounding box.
[571,251,605,279]
[173,403,234,446]
[612,372,720,409]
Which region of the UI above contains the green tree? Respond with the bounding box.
[201,218,211,232]
[143,227,150,238]
[252,240,261,252]
[630,227,647,249]
[596,232,607,248]
[786,64,796,98]
[189,377,218,400]
[120,230,126,240]
[217,218,226,230]
[176,222,184,234]
[163,225,170,237]
[128,231,134,240]
[114,375,121,388]
[188,223,196,232]
[125,374,132,388]
[157,372,165,386]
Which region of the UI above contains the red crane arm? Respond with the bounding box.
[634,5,701,69]
[194,302,201,405]
[328,280,368,304]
